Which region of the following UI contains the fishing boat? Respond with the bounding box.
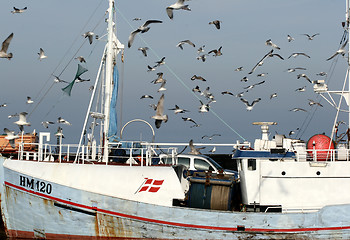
[2,0,350,239]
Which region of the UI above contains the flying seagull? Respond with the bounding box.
[82,31,97,44]
[265,39,280,50]
[302,33,320,40]
[157,81,167,92]
[152,94,168,128]
[286,67,307,73]
[289,108,307,112]
[11,7,27,14]
[138,47,149,57]
[182,117,198,125]
[287,34,295,42]
[140,95,153,99]
[240,98,261,111]
[197,45,205,54]
[75,56,86,63]
[196,54,207,62]
[151,72,166,84]
[14,112,31,131]
[176,40,195,50]
[208,46,222,56]
[168,105,189,114]
[209,20,222,29]
[295,86,306,92]
[202,134,221,140]
[326,40,348,61]
[132,18,141,21]
[248,49,273,74]
[297,73,312,83]
[38,48,47,61]
[221,91,234,96]
[308,99,323,107]
[316,72,327,76]
[0,103,7,108]
[128,20,162,48]
[166,0,191,20]
[147,65,156,72]
[26,96,33,104]
[0,33,14,60]
[191,75,206,81]
[154,57,166,67]
[57,117,71,125]
[235,66,243,72]
[53,75,68,83]
[270,93,277,99]
[4,128,19,148]
[288,52,311,59]
[41,121,55,128]
[199,100,209,113]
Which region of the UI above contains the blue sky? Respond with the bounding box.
[0,0,348,152]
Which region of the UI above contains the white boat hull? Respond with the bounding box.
[1,157,350,239]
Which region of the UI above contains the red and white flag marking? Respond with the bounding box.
[136,178,164,193]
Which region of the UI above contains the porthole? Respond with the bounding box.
[281,171,286,176]
[316,171,321,176]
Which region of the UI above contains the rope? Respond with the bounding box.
[116,7,247,142]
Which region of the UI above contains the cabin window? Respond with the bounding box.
[194,158,213,171]
[248,159,256,171]
[178,157,190,168]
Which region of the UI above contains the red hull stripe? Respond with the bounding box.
[5,181,350,233]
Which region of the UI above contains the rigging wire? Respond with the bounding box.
[115,7,247,142]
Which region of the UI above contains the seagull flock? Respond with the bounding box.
[0,0,347,151]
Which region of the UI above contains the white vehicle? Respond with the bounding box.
[158,153,237,175]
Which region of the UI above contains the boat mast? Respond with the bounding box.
[347,0,350,130]
[103,0,115,162]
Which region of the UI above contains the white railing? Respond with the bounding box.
[295,148,350,162]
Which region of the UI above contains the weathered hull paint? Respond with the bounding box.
[2,158,350,239]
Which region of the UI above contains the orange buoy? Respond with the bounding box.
[307,134,335,161]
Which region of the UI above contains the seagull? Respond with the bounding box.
[8,113,18,119]
[0,33,14,60]
[199,100,210,113]
[192,85,201,93]
[270,93,277,99]
[197,45,205,54]
[240,98,261,111]
[128,20,162,48]
[0,103,7,108]
[55,127,64,138]
[132,18,142,21]
[257,73,268,77]
[308,99,323,107]
[248,49,273,74]
[147,65,156,72]
[176,40,195,50]
[11,7,27,14]
[152,94,168,128]
[75,56,86,63]
[4,128,19,148]
[182,117,197,125]
[14,112,31,131]
[138,47,149,57]
[151,72,166,84]
[53,75,68,83]
[89,86,94,91]
[41,121,55,128]
[140,95,153,99]
[289,128,300,137]
[221,91,234,96]
[196,54,207,62]
[26,96,33,104]
[297,73,312,83]
[191,75,206,81]
[154,57,166,67]
[265,39,280,50]
[295,86,306,92]
[57,117,71,125]
[82,31,97,44]
[202,134,221,140]
[287,34,295,42]
[326,40,348,61]
[188,139,204,155]
[209,20,222,29]
[149,104,157,111]
[157,81,167,92]
[235,66,243,72]
[288,52,311,59]
[286,67,307,73]
[302,33,320,40]
[316,72,327,76]
[289,108,307,112]
[208,46,222,56]
[240,76,248,82]
[168,105,189,114]
[166,0,191,20]
[38,48,47,61]
[243,80,265,90]
[75,76,90,83]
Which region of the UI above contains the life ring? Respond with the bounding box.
[136,155,146,165]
